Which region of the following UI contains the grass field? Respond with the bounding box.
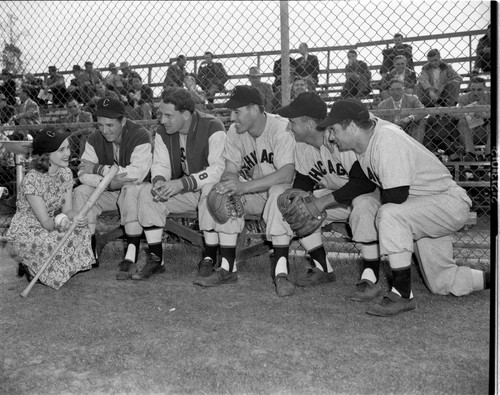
[0,241,491,395]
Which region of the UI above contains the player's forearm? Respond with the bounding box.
[242,164,294,194]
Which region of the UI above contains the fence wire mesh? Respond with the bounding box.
[0,1,493,262]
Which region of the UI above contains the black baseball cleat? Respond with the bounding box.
[196,258,216,278]
[365,291,416,317]
[295,267,336,287]
[116,259,136,280]
[350,279,382,302]
[274,273,295,297]
[132,253,165,280]
[193,268,238,287]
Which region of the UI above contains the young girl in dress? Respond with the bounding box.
[7,127,95,289]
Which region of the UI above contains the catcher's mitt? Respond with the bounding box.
[277,189,326,238]
[207,188,245,224]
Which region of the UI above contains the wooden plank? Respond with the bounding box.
[163,218,203,246]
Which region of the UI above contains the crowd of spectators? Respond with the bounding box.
[0,27,491,166]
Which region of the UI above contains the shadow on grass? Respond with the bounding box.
[0,242,490,395]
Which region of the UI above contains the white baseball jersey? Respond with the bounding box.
[295,142,357,190]
[224,113,295,178]
[357,118,470,202]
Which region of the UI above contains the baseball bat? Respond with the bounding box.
[20,165,119,297]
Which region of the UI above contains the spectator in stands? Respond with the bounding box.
[62,99,94,161]
[163,55,188,90]
[79,61,103,104]
[377,79,427,143]
[104,63,127,94]
[0,93,15,124]
[472,25,491,75]
[291,76,309,99]
[341,50,371,99]
[295,42,320,90]
[455,77,491,161]
[184,73,207,111]
[379,55,417,101]
[22,73,45,106]
[11,86,41,126]
[247,66,275,113]
[0,69,17,107]
[380,33,414,77]
[119,61,141,90]
[43,66,68,107]
[416,49,462,108]
[68,65,88,103]
[126,75,154,120]
[196,51,229,104]
[73,98,152,272]
[272,56,299,104]
[134,88,226,280]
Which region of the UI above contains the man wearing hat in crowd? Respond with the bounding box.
[163,55,188,90]
[42,66,68,107]
[68,65,88,103]
[247,66,275,113]
[276,92,380,291]
[119,62,141,94]
[315,98,490,316]
[193,85,297,297]
[104,63,127,95]
[73,97,153,277]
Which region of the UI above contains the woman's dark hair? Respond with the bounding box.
[30,152,51,173]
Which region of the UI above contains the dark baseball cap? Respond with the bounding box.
[32,128,71,156]
[317,99,369,128]
[95,98,126,118]
[223,85,263,109]
[277,92,327,119]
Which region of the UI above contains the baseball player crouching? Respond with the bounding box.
[73,98,152,278]
[135,88,226,280]
[193,85,297,297]
[276,92,381,290]
[318,99,490,317]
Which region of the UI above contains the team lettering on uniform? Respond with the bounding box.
[308,160,347,183]
[241,149,274,174]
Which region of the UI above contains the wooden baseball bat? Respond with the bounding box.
[21,165,119,297]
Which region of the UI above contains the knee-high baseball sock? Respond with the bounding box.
[91,234,98,260]
[309,245,333,273]
[144,226,163,262]
[220,246,236,273]
[219,233,238,272]
[124,235,142,263]
[203,231,219,263]
[391,266,412,299]
[273,245,290,276]
[361,259,380,283]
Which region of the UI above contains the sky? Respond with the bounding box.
[0,1,492,89]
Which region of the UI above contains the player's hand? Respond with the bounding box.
[108,173,138,191]
[400,117,411,125]
[78,160,96,175]
[214,178,246,196]
[323,127,337,154]
[73,215,89,228]
[152,179,183,201]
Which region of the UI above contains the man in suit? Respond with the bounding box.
[295,43,320,90]
[377,79,427,144]
[379,55,417,101]
[247,67,275,113]
[196,51,229,104]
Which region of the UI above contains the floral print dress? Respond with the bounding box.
[6,167,94,289]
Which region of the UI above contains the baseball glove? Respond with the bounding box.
[277,189,327,238]
[207,188,245,224]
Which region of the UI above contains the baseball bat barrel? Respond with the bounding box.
[20,165,119,297]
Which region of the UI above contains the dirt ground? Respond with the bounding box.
[0,241,491,395]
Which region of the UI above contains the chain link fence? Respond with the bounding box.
[0,1,493,263]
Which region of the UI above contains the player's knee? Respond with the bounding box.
[352,194,380,216]
[376,203,405,228]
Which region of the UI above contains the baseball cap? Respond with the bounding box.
[32,128,71,156]
[84,61,93,66]
[223,85,263,109]
[95,98,126,118]
[72,65,82,71]
[277,92,327,120]
[119,61,130,69]
[48,66,57,72]
[317,99,369,129]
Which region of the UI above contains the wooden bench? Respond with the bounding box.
[96,209,478,262]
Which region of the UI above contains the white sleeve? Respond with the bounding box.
[78,142,103,187]
[190,129,226,189]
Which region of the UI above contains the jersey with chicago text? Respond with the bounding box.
[224,113,295,179]
[357,118,467,198]
[295,142,356,190]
